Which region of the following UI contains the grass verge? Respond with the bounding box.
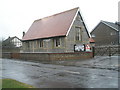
[2,79,34,88]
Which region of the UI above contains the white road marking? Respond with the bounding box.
[64,70,80,74]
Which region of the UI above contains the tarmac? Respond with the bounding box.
[0,56,119,88]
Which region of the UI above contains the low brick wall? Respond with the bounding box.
[48,52,93,60]
[2,52,93,61]
[2,53,12,59]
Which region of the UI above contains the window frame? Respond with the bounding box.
[75,27,81,41]
[110,32,116,36]
[54,38,61,47]
[39,40,43,48]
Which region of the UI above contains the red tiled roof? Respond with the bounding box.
[22,7,79,41]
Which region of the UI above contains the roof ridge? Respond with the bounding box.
[101,20,119,31]
[34,7,79,22]
[101,20,115,24]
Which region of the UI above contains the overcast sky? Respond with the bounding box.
[0,0,119,39]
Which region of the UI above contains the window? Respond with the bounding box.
[91,34,95,37]
[111,41,115,45]
[75,27,81,41]
[39,40,43,47]
[54,38,61,47]
[110,32,116,35]
[26,42,29,49]
[34,41,37,48]
[29,41,33,48]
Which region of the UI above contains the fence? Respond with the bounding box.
[94,45,120,56]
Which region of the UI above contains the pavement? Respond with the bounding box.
[50,56,119,71]
[0,56,119,88]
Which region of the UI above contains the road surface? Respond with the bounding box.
[0,56,119,88]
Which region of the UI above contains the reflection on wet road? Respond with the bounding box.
[1,58,118,88]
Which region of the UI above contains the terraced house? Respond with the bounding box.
[22,7,90,53]
[91,21,120,46]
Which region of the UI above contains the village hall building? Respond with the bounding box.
[22,7,90,53]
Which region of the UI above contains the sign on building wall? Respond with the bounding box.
[74,44,85,52]
[74,44,91,52]
[85,44,91,52]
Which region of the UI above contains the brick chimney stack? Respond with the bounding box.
[23,31,25,37]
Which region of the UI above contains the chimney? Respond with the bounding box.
[23,31,25,37]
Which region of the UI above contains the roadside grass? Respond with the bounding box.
[2,79,34,88]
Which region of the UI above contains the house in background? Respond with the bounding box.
[2,36,22,52]
[90,21,120,46]
[22,7,90,53]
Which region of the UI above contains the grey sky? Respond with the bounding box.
[0,0,119,39]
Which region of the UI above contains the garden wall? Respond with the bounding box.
[2,52,93,61]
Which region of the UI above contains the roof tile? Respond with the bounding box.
[22,7,79,41]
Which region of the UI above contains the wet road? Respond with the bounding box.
[1,57,119,88]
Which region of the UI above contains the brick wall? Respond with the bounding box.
[2,53,12,59]
[2,52,93,61]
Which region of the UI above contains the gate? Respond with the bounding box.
[94,45,119,56]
